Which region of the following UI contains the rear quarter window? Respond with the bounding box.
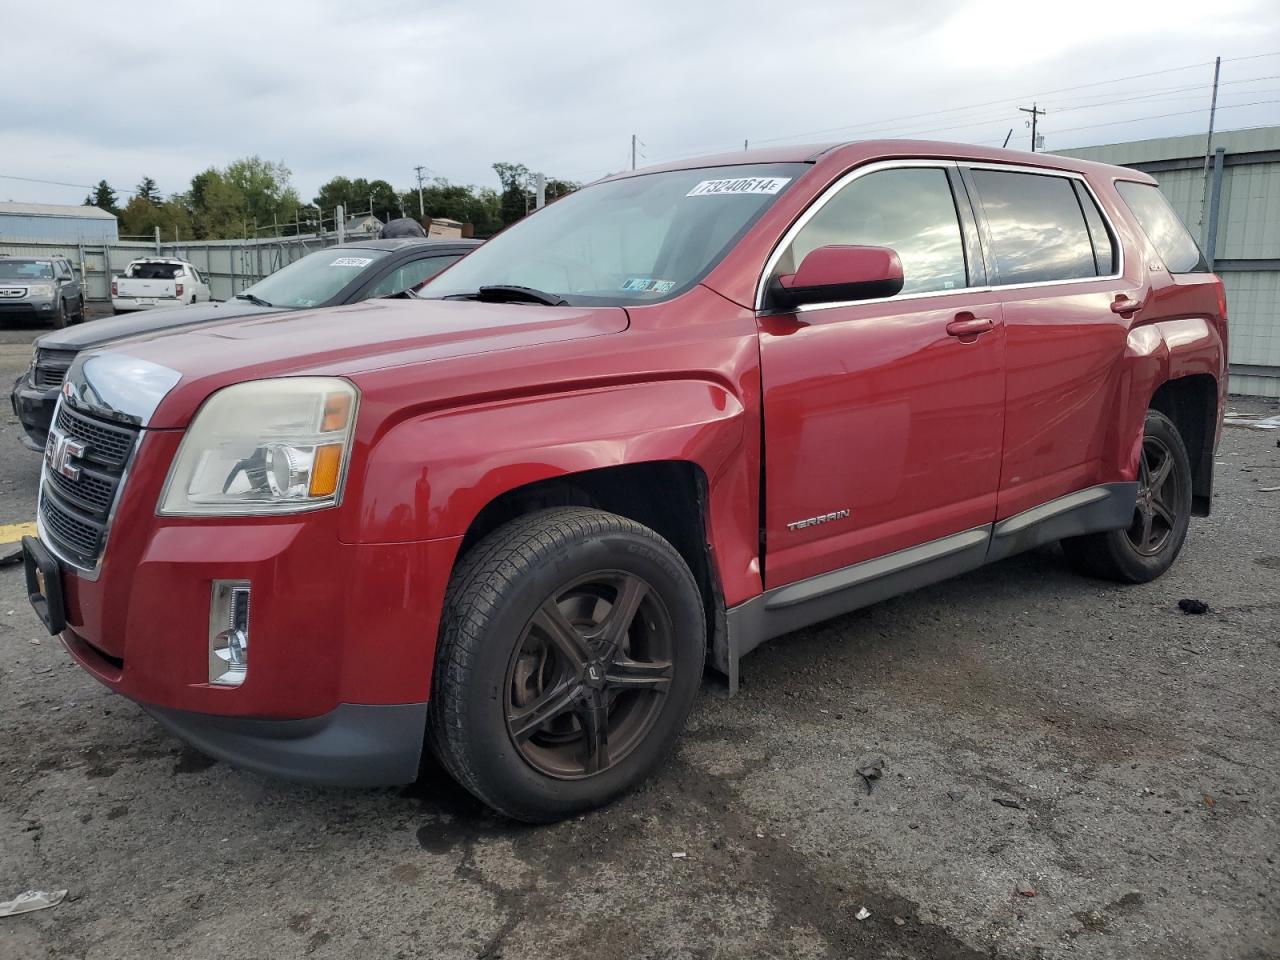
[1114,181,1206,274]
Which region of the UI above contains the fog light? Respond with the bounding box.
[209,580,250,686]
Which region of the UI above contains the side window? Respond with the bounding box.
[971,170,1098,284]
[774,167,967,296]
[1115,181,1205,274]
[1073,182,1117,275]
[366,256,462,298]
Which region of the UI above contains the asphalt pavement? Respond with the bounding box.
[0,312,1277,960]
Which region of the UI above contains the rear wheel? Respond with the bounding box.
[429,507,704,822]
[1062,410,1192,583]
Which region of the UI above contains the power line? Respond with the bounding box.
[0,173,94,189]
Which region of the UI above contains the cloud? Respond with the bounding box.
[1,0,1277,205]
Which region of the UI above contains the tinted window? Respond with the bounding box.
[366,255,462,298]
[972,170,1097,284]
[1115,181,1205,273]
[1073,181,1116,275]
[774,167,967,296]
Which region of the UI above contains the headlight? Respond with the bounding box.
[159,377,358,516]
[28,283,54,297]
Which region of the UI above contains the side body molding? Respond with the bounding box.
[721,482,1139,692]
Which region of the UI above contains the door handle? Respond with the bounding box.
[1111,295,1145,315]
[946,314,995,340]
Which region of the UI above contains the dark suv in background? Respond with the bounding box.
[0,256,85,327]
[11,237,478,450]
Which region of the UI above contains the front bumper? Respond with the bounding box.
[144,701,429,786]
[0,299,56,322]
[10,375,58,450]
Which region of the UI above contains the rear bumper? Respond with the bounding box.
[111,297,180,313]
[143,701,428,786]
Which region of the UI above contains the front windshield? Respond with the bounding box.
[240,246,391,308]
[422,163,807,306]
[0,260,54,280]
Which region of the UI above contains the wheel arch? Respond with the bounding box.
[1149,373,1218,516]
[456,461,728,668]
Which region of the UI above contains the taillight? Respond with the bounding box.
[111,281,117,297]
[175,282,184,298]
[1213,275,1227,321]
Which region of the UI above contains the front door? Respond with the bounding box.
[758,162,1006,590]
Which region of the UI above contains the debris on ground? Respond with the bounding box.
[1223,413,1280,430]
[0,546,23,567]
[893,915,906,926]
[947,789,965,802]
[855,907,871,921]
[1203,794,1215,810]
[1178,598,1210,615]
[0,890,68,918]
[994,797,1025,810]
[1015,880,1036,898]
[671,851,687,859]
[856,758,884,795]
[1260,486,1280,493]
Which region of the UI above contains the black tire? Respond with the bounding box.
[428,507,705,822]
[1062,410,1192,583]
[71,296,86,324]
[51,299,68,329]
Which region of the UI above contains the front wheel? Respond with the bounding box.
[429,508,705,822]
[51,299,68,329]
[1062,410,1192,583]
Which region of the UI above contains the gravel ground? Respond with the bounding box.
[0,316,1277,960]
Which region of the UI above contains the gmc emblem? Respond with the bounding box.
[45,427,86,482]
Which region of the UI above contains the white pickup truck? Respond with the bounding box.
[111,258,212,314]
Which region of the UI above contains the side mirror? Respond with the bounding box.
[769,245,904,309]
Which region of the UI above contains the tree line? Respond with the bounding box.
[84,157,579,240]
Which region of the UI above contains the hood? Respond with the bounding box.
[90,297,630,429]
[36,300,281,352]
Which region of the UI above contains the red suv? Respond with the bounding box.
[25,141,1226,822]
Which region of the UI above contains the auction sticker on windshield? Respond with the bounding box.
[330,257,374,267]
[687,177,791,197]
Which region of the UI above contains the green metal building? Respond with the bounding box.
[1060,126,1280,398]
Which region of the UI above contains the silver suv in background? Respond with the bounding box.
[0,256,85,327]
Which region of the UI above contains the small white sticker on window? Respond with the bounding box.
[329,256,373,268]
[687,177,791,197]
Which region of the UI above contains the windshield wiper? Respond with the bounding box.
[235,292,274,307]
[474,285,569,306]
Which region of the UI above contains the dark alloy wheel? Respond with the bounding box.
[1125,433,1184,556]
[1062,409,1192,583]
[505,571,674,779]
[429,507,704,822]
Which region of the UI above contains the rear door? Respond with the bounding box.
[962,165,1137,519]
[758,161,1006,589]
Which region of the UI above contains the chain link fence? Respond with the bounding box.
[0,232,353,302]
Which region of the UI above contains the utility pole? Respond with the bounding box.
[631,134,637,171]
[1018,103,1046,152]
[744,139,749,151]
[1198,55,1222,236]
[413,164,426,218]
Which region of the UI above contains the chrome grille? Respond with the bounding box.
[33,349,77,388]
[39,404,140,570]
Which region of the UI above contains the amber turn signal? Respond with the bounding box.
[322,392,353,432]
[309,443,344,497]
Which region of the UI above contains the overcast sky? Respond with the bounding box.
[2,0,1278,206]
